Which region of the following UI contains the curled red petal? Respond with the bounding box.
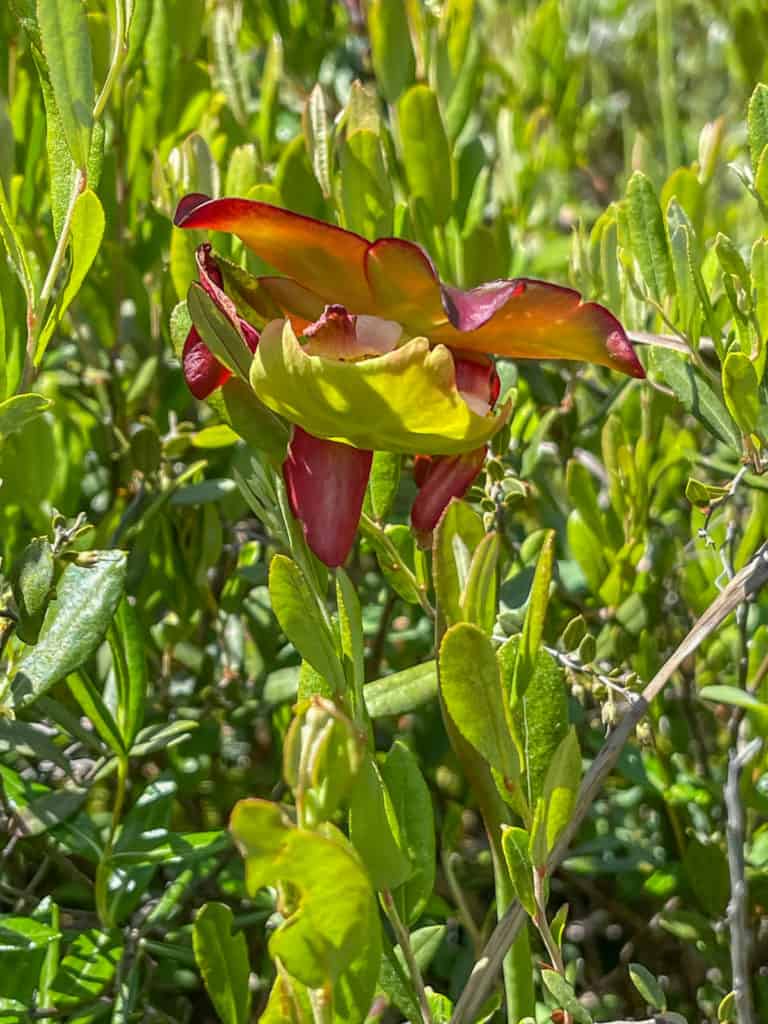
[182,326,231,399]
[283,427,373,567]
[453,354,500,414]
[411,447,487,544]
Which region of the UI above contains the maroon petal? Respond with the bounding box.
[182,326,231,399]
[411,448,487,544]
[283,427,373,567]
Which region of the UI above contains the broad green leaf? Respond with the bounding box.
[501,827,536,917]
[541,970,592,1024]
[650,347,741,450]
[363,521,421,605]
[37,0,94,170]
[348,755,411,891]
[268,555,344,694]
[722,350,760,436]
[192,903,251,1024]
[36,188,105,362]
[460,532,499,636]
[628,963,666,1012]
[626,171,673,303]
[363,660,437,718]
[715,233,750,291]
[12,551,127,708]
[433,499,485,626]
[513,531,555,703]
[231,799,380,995]
[48,929,122,1007]
[398,85,453,226]
[382,740,436,924]
[439,622,518,780]
[0,394,51,438]
[368,0,415,104]
[748,83,768,174]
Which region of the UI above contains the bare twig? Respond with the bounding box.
[725,736,761,1024]
[451,543,768,1024]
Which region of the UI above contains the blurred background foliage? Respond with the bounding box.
[3,0,768,1021]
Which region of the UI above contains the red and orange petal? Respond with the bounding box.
[174,195,645,379]
[182,326,231,399]
[283,427,373,567]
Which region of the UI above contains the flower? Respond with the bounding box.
[174,195,644,566]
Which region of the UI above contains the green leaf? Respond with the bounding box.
[36,188,105,362]
[37,0,94,170]
[187,282,252,379]
[349,755,412,891]
[12,536,54,644]
[336,568,364,707]
[382,740,436,924]
[108,598,147,749]
[541,970,592,1024]
[501,827,536,917]
[220,377,290,468]
[699,685,768,728]
[305,85,332,198]
[364,451,401,522]
[513,530,555,703]
[230,798,380,997]
[650,347,741,450]
[682,839,729,918]
[626,171,674,303]
[530,727,580,865]
[722,350,760,436]
[12,551,127,708]
[628,962,666,1012]
[368,0,415,104]
[0,394,52,438]
[67,670,126,756]
[398,85,453,226]
[439,622,518,779]
[48,929,122,1007]
[433,499,485,627]
[685,477,731,509]
[460,532,499,636]
[363,660,437,718]
[268,555,344,694]
[192,903,251,1024]
[340,129,394,239]
[748,83,768,175]
[0,917,60,953]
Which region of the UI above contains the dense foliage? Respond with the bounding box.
[2,1,768,1022]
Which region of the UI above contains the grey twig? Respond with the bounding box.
[451,543,768,1024]
[725,735,761,1024]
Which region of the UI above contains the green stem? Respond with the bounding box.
[656,0,681,172]
[382,890,434,1024]
[95,754,128,926]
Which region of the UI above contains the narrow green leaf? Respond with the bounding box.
[37,0,94,169]
[268,555,344,694]
[722,350,760,436]
[650,347,741,450]
[349,755,412,891]
[363,660,437,718]
[514,531,555,703]
[398,85,453,226]
[368,0,415,104]
[626,171,674,303]
[541,970,592,1024]
[748,83,768,175]
[460,532,499,636]
[36,188,105,362]
[66,671,126,756]
[335,568,365,709]
[192,903,251,1024]
[305,84,332,198]
[109,598,147,749]
[187,282,252,380]
[530,727,580,863]
[501,827,536,917]
[628,963,666,1012]
[433,499,484,627]
[364,451,401,522]
[340,129,394,239]
[439,622,518,779]
[382,740,436,925]
[12,552,127,708]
